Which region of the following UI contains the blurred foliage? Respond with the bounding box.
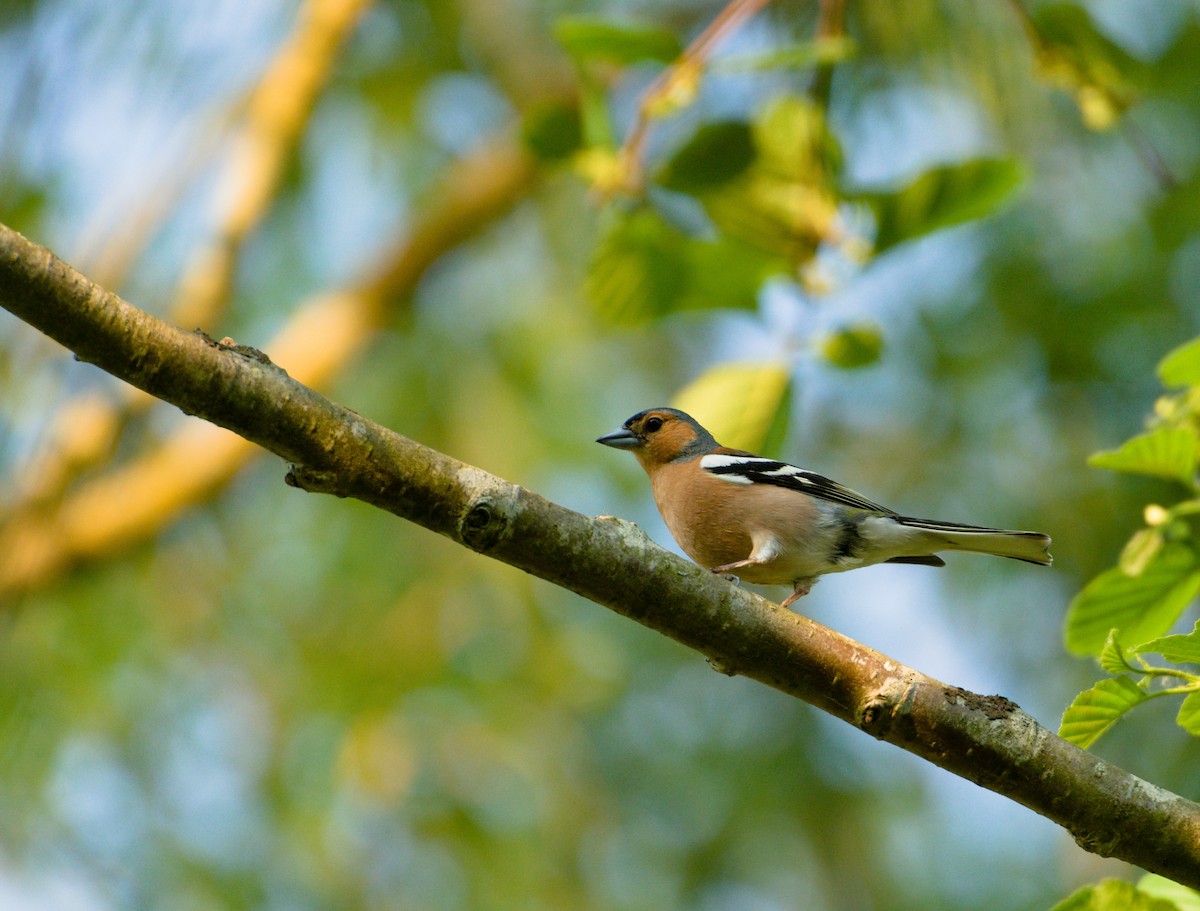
[1140,874,1200,911]
[670,361,791,455]
[2,0,1200,910]
[1049,878,1181,911]
[1024,2,1147,130]
[1060,336,1200,750]
[856,157,1023,255]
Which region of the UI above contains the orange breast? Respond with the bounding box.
[648,460,830,583]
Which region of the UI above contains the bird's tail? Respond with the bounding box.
[897,518,1053,566]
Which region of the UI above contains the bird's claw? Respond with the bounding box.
[779,579,815,609]
[711,568,741,586]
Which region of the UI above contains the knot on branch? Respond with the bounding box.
[458,484,518,553]
[943,686,1021,721]
[858,677,913,740]
[1074,829,1122,858]
[286,465,346,496]
[859,696,893,738]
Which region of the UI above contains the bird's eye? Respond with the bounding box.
[644,416,664,433]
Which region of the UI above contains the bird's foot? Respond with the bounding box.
[779,578,815,609]
[709,567,741,586]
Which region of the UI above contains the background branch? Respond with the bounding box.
[2,222,1199,888]
[0,137,536,596]
[6,0,375,522]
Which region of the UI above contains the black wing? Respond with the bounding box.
[700,454,897,516]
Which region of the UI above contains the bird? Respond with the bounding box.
[597,407,1052,608]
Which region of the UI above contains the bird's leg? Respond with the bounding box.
[712,538,779,588]
[710,560,757,586]
[711,536,780,579]
[710,556,767,574]
[779,578,815,609]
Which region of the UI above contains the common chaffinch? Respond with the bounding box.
[597,407,1052,607]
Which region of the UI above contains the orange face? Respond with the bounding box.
[627,410,701,466]
[596,408,717,470]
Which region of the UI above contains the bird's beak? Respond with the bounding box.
[596,427,640,449]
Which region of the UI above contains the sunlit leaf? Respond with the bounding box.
[1137,874,1200,911]
[554,17,681,66]
[679,236,782,313]
[860,159,1023,254]
[1119,528,1165,576]
[586,210,779,325]
[754,95,842,184]
[1064,544,1200,656]
[1134,620,1200,666]
[1028,4,1144,130]
[660,96,842,266]
[1050,878,1184,911]
[576,147,634,193]
[1177,692,1200,737]
[1088,426,1199,484]
[586,209,688,325]
[1098,629,1140,676]
[701,180,834,262]
[1158,336,1200,388]
[658,121,755,194]
[820,323,883,370]
[672,362,791,455]
[1059,677,1148,748]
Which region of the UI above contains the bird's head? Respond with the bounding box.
[596,408,717,469]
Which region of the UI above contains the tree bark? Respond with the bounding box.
[2,221,1198,887]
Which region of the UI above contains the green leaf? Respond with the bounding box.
[1088,426,1199,484]
[521,100,583,161]
[1137,874,1200,911]
[1098,629,1141,676]
[1050,879,1184,911]
[585,210,781,326]
[1029,4,1144,130]
[1119,528,1165,576]
[586,209,688,325]
[680,96,841,265]
[672,363,791,455]
[1177,691,1200,737]
[1158,336,1200,388]
[577,73,616,149]
[1059,677,1148,748]
[657,121,756,194]
[1134,620,1200,666]
[820,323,883,370]
[678,236,782,314]
[754,95,842,182]
[860,159,1023,254]
[554,17,681,67]
[1064,543,1200,655]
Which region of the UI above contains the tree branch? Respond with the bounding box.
[3,221,1199,887]
[0,136,537,595]
[617,0,773,193]
[11,0,374,519]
